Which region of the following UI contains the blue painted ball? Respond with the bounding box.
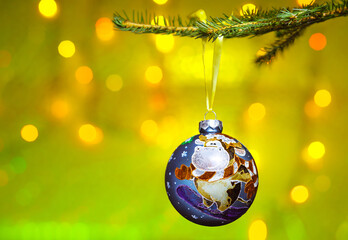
[165,120,259,226]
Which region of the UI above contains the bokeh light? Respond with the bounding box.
[248,219,267,240]
[95,17,115,41]
[155,35,175,53]
[38,0,58,18]
[145,66,163,84]
[106,74,123,92]
[290,185,309,203]
[0,50,11,68]
[58,40,75,58]
[153,0,168,5]
[140,120,158,140]
[314,89,331,107]
[297,0,315,7]
[304,100,321,118]
[75,66,93,84]
[240,4,257,16]
[307,141,325,160]
[78,124,103,144]
[21,125,39,142]
[51,99,69,119]
[248,103,266,121]
[309,33,327,51]
[0,170,9,187]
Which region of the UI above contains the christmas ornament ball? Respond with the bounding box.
[165,119,259,226]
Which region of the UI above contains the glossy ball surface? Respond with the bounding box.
[165,133,258,226]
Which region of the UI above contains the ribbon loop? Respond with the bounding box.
[202,36,224,117]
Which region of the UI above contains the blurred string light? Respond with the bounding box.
[21,125,39,142]
[145,66,163,84]
[314,175,331,192]
[248,219,267,240]
[78,124,103,144]
[10,157,27,174]
[248,103,266,121]
[314,89,331,107]
[240,3,257,16]
[309,33,327,51]
[304,100,321,118]
[0,170,9,187]
[297,0,315,6]
[58,40,75,58]
[307,141,325,160]
[0,50,11,68]
[75,66,93,84]
[95,17,115,41]
[140,120,158,140]
[51,99,70,119]
[38,0,58,18]
[290,185,309,203]
[153,0,168,5]
[106,74,123,92]
[155,35,175,53]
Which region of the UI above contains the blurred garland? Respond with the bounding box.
[113,0,348,64]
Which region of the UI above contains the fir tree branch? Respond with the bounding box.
[113,0,348,64]
[255,27,306,65]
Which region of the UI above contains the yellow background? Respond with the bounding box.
[0,0,347,239]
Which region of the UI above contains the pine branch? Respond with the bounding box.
[113,0,348,64]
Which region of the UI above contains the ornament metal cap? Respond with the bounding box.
[199,119,223,133]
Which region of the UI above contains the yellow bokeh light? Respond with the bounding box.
[307,141,325,160]
[240,3,257,16]
[75,66,93,84]
[151,16,168,26]
[248,103,266,121]
[58,40,75,58]
[297,0,315,7]
[38,0,58,18]
[248,219,267,240]
[21,125,39,142]
[314,89,331,107]
[95,17,115,41]
[153,0,168,5]
[0,169,9,187]
[51,99,69,119]
[106,74,123,92]
[145,66,163,84]
[155,35,175,53]
[140,120,159,140]
[78,124,103,144]
[290,185,309,203]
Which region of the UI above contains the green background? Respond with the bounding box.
[0,0,347,239]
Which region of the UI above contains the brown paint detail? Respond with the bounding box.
[244,176,257,199]
[190,163,196,171]
[198,171,216,180]
[227,182,241,204]
[175,164,192,180]
[203,198,214,207]
[223,165,235,178]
